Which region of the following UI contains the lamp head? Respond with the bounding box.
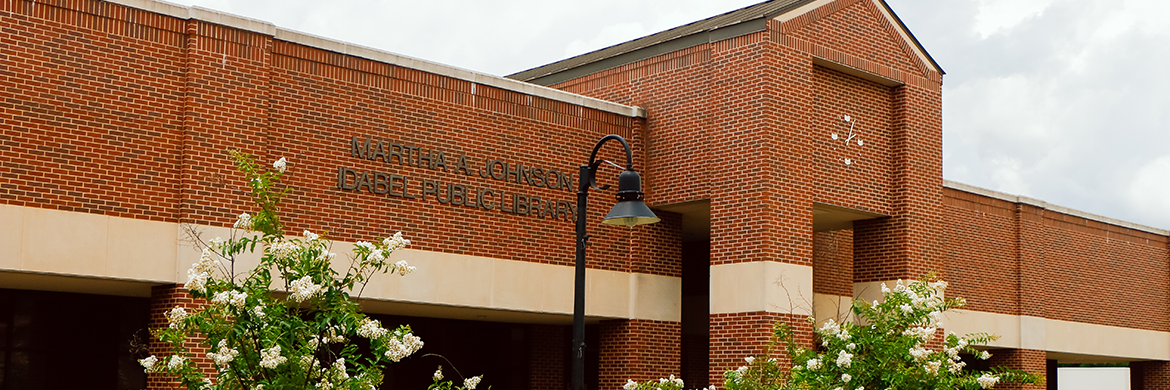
[602,169,660,226]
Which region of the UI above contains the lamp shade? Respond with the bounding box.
[603,200,660,226]
[601,169,660,226]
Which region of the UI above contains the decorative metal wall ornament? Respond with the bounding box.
[830,114,864,166]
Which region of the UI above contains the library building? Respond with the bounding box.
[1,0,1167,389]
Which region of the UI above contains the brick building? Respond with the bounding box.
[0,0,1165,389]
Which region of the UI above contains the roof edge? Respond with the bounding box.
[102,0,647,119]
[875,0,944,75]
[943,180,1167,236]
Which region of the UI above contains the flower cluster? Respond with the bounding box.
[382,328,425,362]
[207,340,240,367]
[211,290,247,308]
[260,345,287,369]
[144,154,477,390]
[717,278,1040,390]
[356,318,388,339]
[289,276,323,303]
[167,307,188,329]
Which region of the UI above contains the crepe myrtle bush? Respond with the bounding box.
[139,151,485,390]
[627,278,1042,390]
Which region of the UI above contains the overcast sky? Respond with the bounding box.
[163,0,1170,230]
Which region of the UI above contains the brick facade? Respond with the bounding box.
[4,0,1170,389]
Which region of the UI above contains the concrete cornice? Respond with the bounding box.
[944,180,1168,236]
[102,0,647,119]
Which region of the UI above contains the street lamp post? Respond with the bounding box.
[572,134,661,390]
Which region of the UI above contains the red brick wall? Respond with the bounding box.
[148,285,213,389]
[813,230,853,296]
[598,319,682,390]
[1133,361,1170,390]
[708,312,813,386]
[986,349,1047,390]
[944,187,1170,332]
[0,0,185,221]
[528,325,566,390]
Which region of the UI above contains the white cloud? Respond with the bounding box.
[1126,156,1170,224]
[972,0,1056,38]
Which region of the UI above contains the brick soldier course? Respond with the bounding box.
[0,0,1167,389]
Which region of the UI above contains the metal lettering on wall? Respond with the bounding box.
[336,136,575,221]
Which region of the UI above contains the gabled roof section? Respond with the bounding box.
[507,0,942,86]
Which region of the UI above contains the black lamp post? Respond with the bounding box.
[572,134,660,390]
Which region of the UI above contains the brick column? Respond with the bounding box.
[985,349,1047,390]
[528,325,566,390]
[148,284,213,390]
[1132,361,1170,390]
[853,83,944,283]
[598,319,682,390]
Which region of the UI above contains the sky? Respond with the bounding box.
[162,0,1170,229]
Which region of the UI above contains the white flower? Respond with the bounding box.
[383,231,411,251]
[355,241,375,251]
[260,345,287,368]
[846,343,856,350]
[624,379,637,390]
[736,366,748,376]
[899,304,912,313]
[881,283,890,293]
[837,328,852,341]
[670,374,683,387]
[273,157,287,173]
[924,360,941,375]
[289,276,322,303]
[208,340,240,366]
[819,319,841,335]
[234,212,253,230]
[464,375,482,390]
[842,373,852,383]
[394,260,415,276]
[212,290,247,308]
[167,307,188,329]
[948,359,967,374]
[979,350,992,360]
[909,346,931,360]
[357,318,388,339]
[207,237,226,249]
[185,268,209,293]
[744,356,755,364]
[434,366,444,382]
[806,358,822,371]
[976,373,1000,389]
[303,230,319,241]
[139,355,159,373]
[168,355,185,370]
[383,331,424,362]
[326,325,346,343]
[836,350,853,368]
[253,305,266,319]
[333,358,349,379]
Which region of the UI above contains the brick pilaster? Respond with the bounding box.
[1132,361,1170,390]
[708,312,812,387]
[985,349,1047,390]
[528,325,567,390]
[148,284,214,390]
[598,319,682,390]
